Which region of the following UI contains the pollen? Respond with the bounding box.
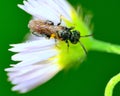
[50,33,56,38]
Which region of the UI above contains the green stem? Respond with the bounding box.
[104,73,120,96]
[90,39,120,55]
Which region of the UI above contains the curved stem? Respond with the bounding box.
[104,73,120,96]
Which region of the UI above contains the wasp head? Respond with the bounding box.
[69,30,80,44]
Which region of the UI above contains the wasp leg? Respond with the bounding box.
[54,39,60,48]
[45,20,54,25]
[32,32,41,37]
[79,40,87,55]
[55,39,57,45]
[65,40,69,47]
[57,16,62,26]
[65,40,70,52]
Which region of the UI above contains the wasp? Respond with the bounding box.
[28,19,92,54]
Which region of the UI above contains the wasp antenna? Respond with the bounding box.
[79,40,87,55]
[80,34,93,38]
[68,26,75,31]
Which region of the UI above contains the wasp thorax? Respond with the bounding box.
[60,29,71,41]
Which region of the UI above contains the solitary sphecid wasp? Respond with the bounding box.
[28,19,92,54]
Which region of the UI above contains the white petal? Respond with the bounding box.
[12,48,57,61]
[18,0,72,25]
[6,63,50,79]
[9,38,55,52]
[11,51,56,67]
[6,63,62,93]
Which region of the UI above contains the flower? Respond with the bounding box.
[5,0,120,94]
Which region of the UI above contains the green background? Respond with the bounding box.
[1,0,120,96]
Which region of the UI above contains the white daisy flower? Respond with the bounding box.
[5,0,73,93]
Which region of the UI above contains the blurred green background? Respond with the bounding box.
[0,0,120,96]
